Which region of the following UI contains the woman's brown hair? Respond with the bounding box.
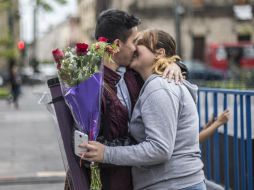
[135,29,181,75]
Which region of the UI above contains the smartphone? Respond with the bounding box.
[74,130,88,157]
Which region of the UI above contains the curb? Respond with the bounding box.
[0,171,66,186]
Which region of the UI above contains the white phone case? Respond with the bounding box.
[74,130,88,157]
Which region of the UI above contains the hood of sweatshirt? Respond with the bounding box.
[141,74,198,104]
[182,80,198,103]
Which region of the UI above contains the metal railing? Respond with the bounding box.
[197,88,254,190]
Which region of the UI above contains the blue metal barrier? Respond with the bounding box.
[198,88,254,190]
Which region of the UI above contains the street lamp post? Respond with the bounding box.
[32,0,38,72]
[174,0,184,57]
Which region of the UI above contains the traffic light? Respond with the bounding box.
[17,40,25,50]
[17,40,26,59]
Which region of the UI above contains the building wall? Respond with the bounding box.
[128,0,254,60]
[140,16,243,59]
[77,0,254,61]
[78,0,97,42]
[36,17,83,62]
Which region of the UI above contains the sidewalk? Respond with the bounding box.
[0,84,65,190]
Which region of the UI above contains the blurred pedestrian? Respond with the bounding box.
[8,59,22,109]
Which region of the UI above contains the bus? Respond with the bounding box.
[206,42,254,71]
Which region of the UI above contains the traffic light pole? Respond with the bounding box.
[32,0,39,72]
[174,0,182,57]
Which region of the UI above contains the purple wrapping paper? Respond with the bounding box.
[64,72,102,140]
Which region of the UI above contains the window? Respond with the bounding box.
[192,36,205,61]
[238,34,251,42]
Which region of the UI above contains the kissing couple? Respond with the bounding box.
[66,9,206,190]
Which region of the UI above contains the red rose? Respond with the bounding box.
[98,37,108,42]
[52,48,64,63]
[76,43,89,56]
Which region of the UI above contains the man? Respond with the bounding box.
[65,9,187,190]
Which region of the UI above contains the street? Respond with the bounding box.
[0,84,65,190]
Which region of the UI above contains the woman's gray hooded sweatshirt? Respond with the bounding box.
[103,75,205,190]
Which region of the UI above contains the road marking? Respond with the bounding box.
[0,171,66,185]
[0,111,52,123]
[36,171,66,177]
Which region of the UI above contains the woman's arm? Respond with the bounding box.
[199,110,230,143]
[81,88,179,166]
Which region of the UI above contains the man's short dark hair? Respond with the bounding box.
[95,9,141,43]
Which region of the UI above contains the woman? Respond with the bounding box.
[8,60,21,109]
[80,29,206,190]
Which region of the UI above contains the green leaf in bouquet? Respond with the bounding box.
[90,162,102,190]
[68,63,75,71]
[59,70,72,86]
[62,59,70,69]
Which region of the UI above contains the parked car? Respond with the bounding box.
[21,64,57,85]
[183,60,224,81]
[0,72,8,86]
[21,66,44,85]
[38,64,57,80]
[0,75,4,86]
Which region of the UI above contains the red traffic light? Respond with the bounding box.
[17,41,25,50]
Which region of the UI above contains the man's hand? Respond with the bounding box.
[79,141,105,163]
[162,62,183,84]
[215,109,230,127]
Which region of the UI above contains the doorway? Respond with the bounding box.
[192,35,205,61]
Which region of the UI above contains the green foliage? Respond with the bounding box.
[0,48,17,59]
[0,1,17,60]
[0,87,9,99]
[90,163,102,190]
[0,36,13,46]
[38,1,53,11]
[0,0,11,11]
[0,35,16,59]
[54,0,67,4]
[37,0,67,12]
[194,78,254,90]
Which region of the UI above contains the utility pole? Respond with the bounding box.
[7,0,15,67]
[31,0,66,71]
[174,0,183,57]
[32,0,38,72]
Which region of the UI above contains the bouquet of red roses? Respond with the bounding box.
[52,37,118,190]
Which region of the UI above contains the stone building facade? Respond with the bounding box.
[77,0,110,43]
[77,0,254,61]
[36,16,83,62]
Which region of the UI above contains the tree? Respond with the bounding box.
[0,0,18,61]
[0,0,11,11]
[32,0,67,71]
